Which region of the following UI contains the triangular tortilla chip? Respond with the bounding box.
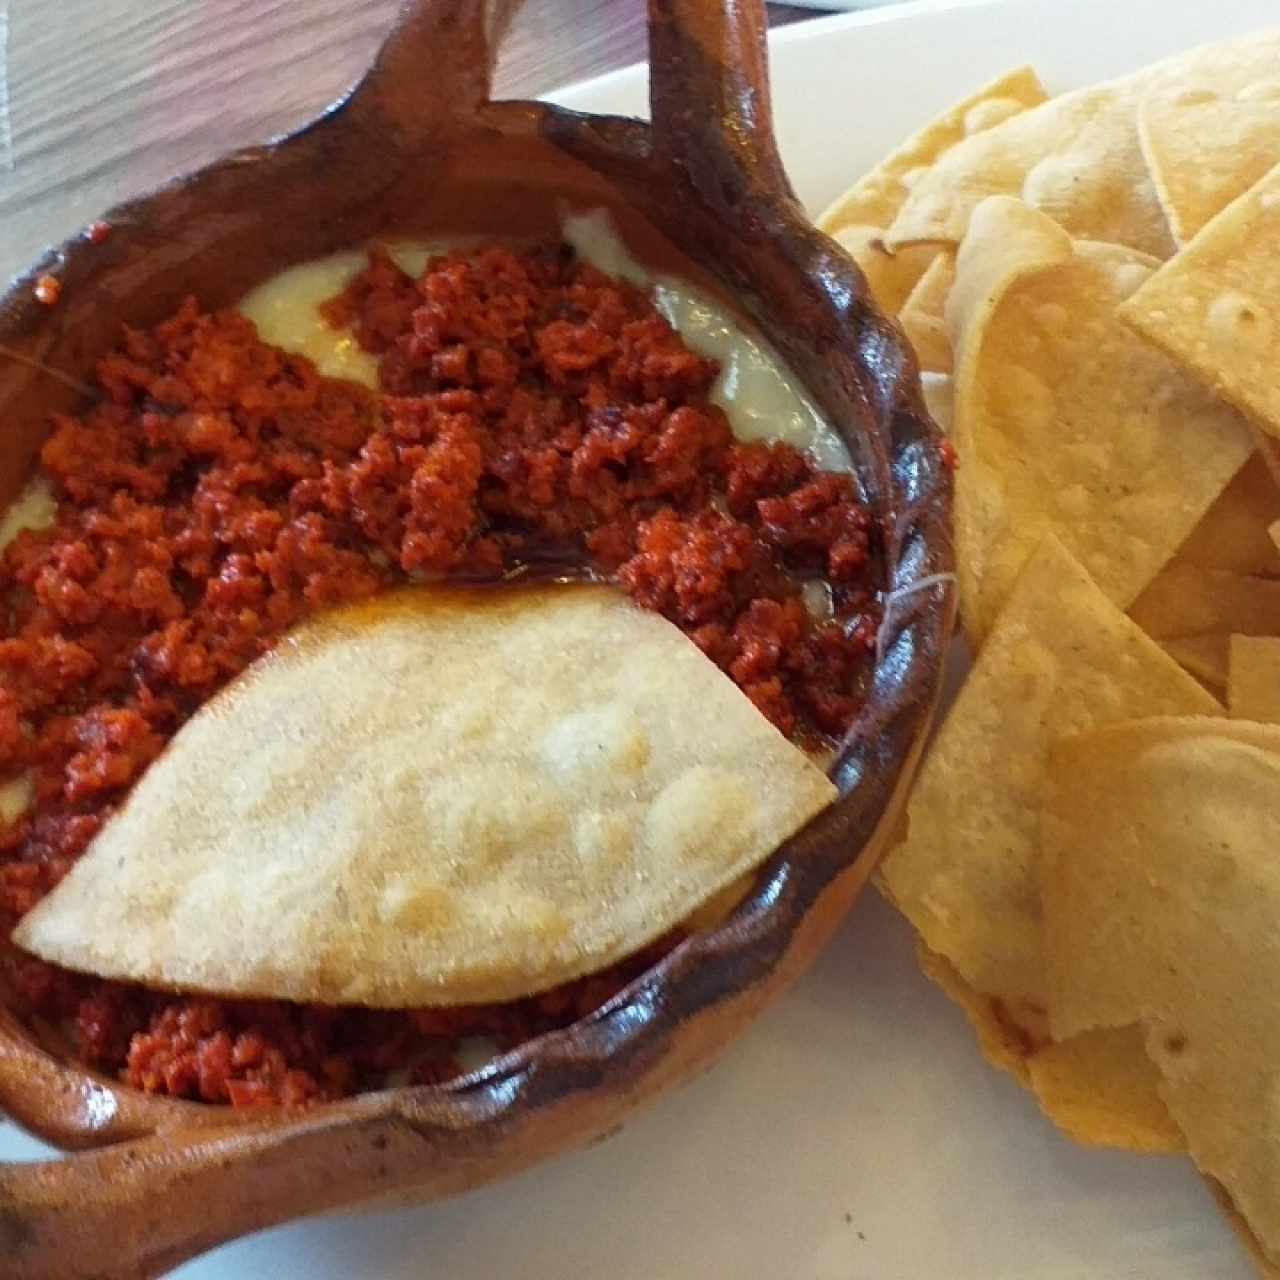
[880,534,1218,1009]
[1119,161,1280,443]
[1041,717,1280,1269]
[1129,565,1280,640]
[916,939,1036,1085]
[15,585,835,1007]
[918,942,1183,1153]
[1229,635,1280,723]
[949,197,1253,644]
[827,228,937,320]
[1173,451,1280,579]
[1026,1028,1184,1155]
[1206,1178,1280,1280]
[1137,32,1280,245]
[892,34,1280,258]
[885,71,1175,258]
[819,66,1047,233]
[818,66,1047,314]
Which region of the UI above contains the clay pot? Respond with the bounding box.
[0,0,954,1274]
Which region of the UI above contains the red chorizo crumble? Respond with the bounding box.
[0,243,878,1106]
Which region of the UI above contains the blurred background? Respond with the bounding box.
[0,0,880,279]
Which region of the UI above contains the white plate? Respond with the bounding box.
[3,1,1275,1275]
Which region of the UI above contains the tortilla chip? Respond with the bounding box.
[1027,1027,1184,1155]
[1129,565,1280,640]
[919,942,1183,1152]
[1258,433,1280,489]
[885,73,1175,259]
[899,252,955,374]
[1229,635,1280,723]
[15,584,835,1007]
[818,66,1047,314]
[819,66,1047,233]
[1206,1178,1280,1280]
[1041,717,1280,1268]
[949,199,1253,644]
[880,534,1217,1009]
[1137,33,1280,245]
[1173,451,1280,579]
[828,228,938,319]
[916,940,1035,1085]
[945,197,1073,627]
[1119,162,1280,442]
[1160,634,1229,694]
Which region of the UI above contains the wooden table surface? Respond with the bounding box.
[0,0,818,283]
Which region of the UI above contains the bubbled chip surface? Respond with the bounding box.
[15,584,836,1007]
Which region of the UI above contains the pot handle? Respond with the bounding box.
[0,1106,431,1280]
[344,0,521,141]
[647,0,794,205]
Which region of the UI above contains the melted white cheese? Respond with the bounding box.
[0,480,55,822]
[0,775,32,824]
[0,224,854,831]
[0,224,852,835]
[0,476,55,551]
[236,212,851,473]
[563,211,851,472]
[237,241,472,389]
[238,251,383,387]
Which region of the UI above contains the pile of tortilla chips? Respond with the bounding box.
[820,28,1280,1276]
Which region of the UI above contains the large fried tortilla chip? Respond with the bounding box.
[880,535,1217,1009]
[15,585,835,1007]
[818,66,1047,314]
[950,197,1253,644]
[1137,33,1280,245]
[1119,163,1280,442]
[918,943,1182,1153]
[1229,635,1280,723]
[885,74,1175,259]
[1041,717,1280,1268]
